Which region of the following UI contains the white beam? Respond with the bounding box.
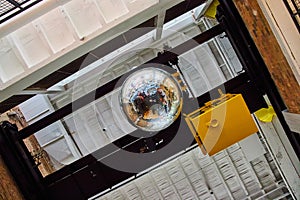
[154,10,166,40]
[16,88,65,95]
[192,0,213,21]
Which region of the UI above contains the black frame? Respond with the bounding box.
[0,0,43,24]
[1,0,298,199]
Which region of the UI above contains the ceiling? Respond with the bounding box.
[0,0,207,113]
[0,2,296,200]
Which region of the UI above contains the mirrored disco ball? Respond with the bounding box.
[120,67,182,132]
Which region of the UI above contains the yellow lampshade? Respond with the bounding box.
[185,93,258,155]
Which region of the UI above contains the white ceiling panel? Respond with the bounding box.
[37,8,76,53]
[63,0,103,39]
[95,0,129,23]
[0,37,24,83]
[10,23,51,67]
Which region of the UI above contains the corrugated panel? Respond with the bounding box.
[18,94,49,122]
[93,134,292,200]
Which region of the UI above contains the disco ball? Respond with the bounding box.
[120,67,183,132]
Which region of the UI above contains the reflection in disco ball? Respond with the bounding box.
[120,67,183,132]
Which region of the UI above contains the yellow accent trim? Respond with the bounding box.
[255,106,276,122]
[204,0,220,19]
